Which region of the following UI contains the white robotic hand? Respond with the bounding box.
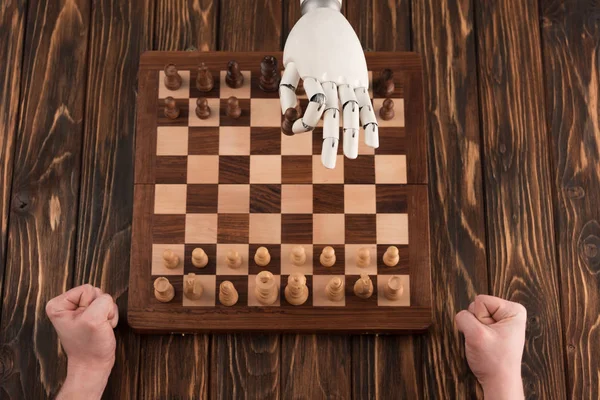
[280,0,379,169]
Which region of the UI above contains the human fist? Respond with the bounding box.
[455,295,526,400]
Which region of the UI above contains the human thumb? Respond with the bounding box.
[455,310,484,339]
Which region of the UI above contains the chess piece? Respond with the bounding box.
[290,246,306,266]
[164,64,182,90]
[164,96,180,119]
[281,107,298,136]
[226,250,242,269]
[226,60,244,88]
[379,98,395,121]
[183,273,203,300]
[255,271,278,305]
[284,273,308,306]
[254,246,271,267]
[195,97,211,119]
[325,277,345,302]
[384,276,404,301]
[383,246,400,267]
[163,249,180,269]
[226,96,242,119]
[356,247,371,268]
[354,274,374,299]
[154,277,175,303]
[219,281,239,306]
[259,55,280,92]
[320,246,336,267]
[375,68,394,97]
[196,63,213,92]
[191,247,208,268]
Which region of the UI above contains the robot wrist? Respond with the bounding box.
[300,0,342,15]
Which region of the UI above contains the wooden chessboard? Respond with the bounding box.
[129,51,431,333]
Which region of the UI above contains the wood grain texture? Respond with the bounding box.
[0,0,90,397]
[154,0,216,51]
[74,0,153,399]
[138,334,209,399]
[541,0,600,398]
[346,0,411,51]
[0,0,26,313]
[412,0,489,398]
[474,1,567,398]
[219,0,282,52]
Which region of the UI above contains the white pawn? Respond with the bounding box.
[320,246,336,267]
[290,246,306,266]
[226,250,242,269]
[254,247,271,267]
[192,247,208,268]
[356,247,370,267]
[383,246,400,267]
[163,249,180,269]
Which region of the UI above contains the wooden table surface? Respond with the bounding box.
[0,0,597,399]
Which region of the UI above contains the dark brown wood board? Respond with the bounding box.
[128,51,431,333]
[541,0,600,398]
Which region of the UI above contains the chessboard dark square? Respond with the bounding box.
[155,156,187,184]
[217,214,249,243]
[216,275,248,307]
[313,184,344,213]
[280,275,313,307]
[376,245,410,275]
[344,275,378,308]
[249,244,281,275]
[189,69,221,98]
[312,127,344,155]
[220,98,251,126]
[344,155,375,184]
[375,128,406,155]
[281,214,313,244]
[187,184,218,213]
[312,245,345,275]
[282,156,312,184]
[157,98,189,127]
[250,76,280,99]
[152,215,185,243]
[184,244,217,274]
[250,184,281,213]
[189,127,219,155]
[250,127,281,155]
[376,185,408,213]
[219,156,250,184]
[345,215,377,243]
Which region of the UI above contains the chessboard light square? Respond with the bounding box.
[377,274,410,306]
[376,214,409,244]
[220,70,251,99]
[344,244,377,275]
[250,155,282,184]
[247,274,281,306]
[218,127,250,155]
[312,275,345,307]
[159,70,190,99]
[313,155,345,184]
[251,99,281,127]
[188,155,219,184]
[358,137,376,155]
[375,155,407,184]
[281,185,313,214]
[154,184,187,214]
[281,131,312,155]
[313,214,345,244]
[344,185,376,214]
[157,126,188,155]
[185,214,218,243]
[218,185,250,213]
[151,244,184,275]
[373,98,404,127]
[188,98,220,127]
[182,275,216,307]
[216,244,249,275]
[249,214,281,244]
[280,244,313,275]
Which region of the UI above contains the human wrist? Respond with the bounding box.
[481,370,524,400]
[58,359,113,400]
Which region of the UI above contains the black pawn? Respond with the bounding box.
[164,96,180,120]
[259,56,280,92]
[226,60,244,88]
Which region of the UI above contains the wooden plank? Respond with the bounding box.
[346,0,410,51]
[154,0,217,51]
[540,0,600,398]
[73,0,153,399]
[0,0,91,397]
[213,2,282,398]
[0,0,26,313]
[474,1,567,398]
[412,0,489,398]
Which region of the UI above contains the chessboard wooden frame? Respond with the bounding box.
[129,51,432,333]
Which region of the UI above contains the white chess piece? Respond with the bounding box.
[280,0,379,169]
